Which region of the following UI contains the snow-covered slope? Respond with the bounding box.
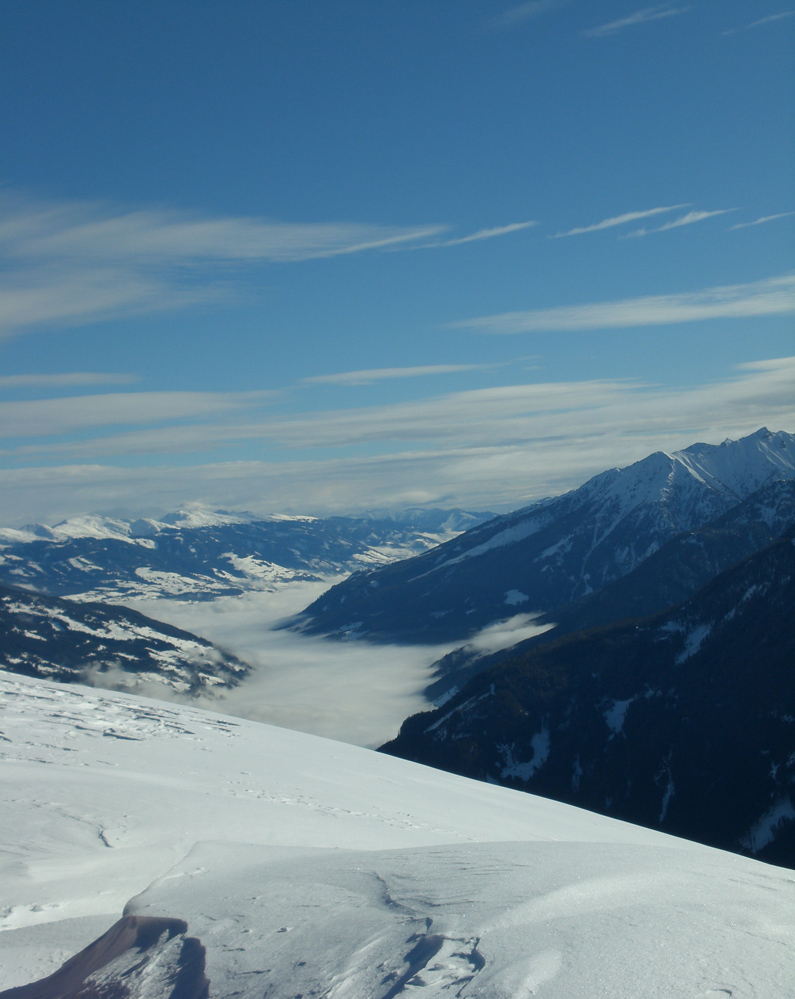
[298,428,795,643]
[0,506,491,604]
[1,675,794,996]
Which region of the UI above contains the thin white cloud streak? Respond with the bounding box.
[0,390,277,439]
[467,613,553,652]
[491,0,569,28]
[0,372,137,389]
[0,191,445,338]
[402,220,537,250]
[1,357,792,525]
[656,208,734,230]
[450,274,795,334]
[584,5,690,37]
[729,212,795,231]
[554,205,687,237]
[440,221,537,246]
[722,11,795,34]
[0,366,534,456]
[302,363,499,386]
[624,208,735,237]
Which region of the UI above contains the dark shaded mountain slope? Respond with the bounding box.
[425,476,795,702]
[381,523,795,867]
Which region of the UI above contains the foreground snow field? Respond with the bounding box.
[1,675,793,996]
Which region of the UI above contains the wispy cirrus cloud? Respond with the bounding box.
[554,205,688,237]
[584,5,690,38]
[263,380,639,450]
[1,357,792,524]
[729,211,795,231]
[0,191,539,340]
[0,264,208,341]
[449,274,795,333]
[0,372,137,390]
[439,221,537,247]
[624,208,735,237]
[4,380,633,459]
[722,11,794,35]
[0,390,276,440]
[0,191,445,340]
[0,420,279,460]
[302,363,502,387]
[403,221,537,250]
[6,356,794,467]
[491,0,569,29]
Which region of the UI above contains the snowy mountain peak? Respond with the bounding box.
[0,515,138,546]
[156,504,260,529]
[670,427,795,498]
[264,513,319,522]
[582,427,795,513]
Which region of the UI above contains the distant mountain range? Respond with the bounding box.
[0,506,492,603]
[382,520,795,867]
[0,505,491,697]
[295,428,795,645]
[0,583,249,694]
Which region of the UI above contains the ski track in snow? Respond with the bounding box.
[1,674,795,997]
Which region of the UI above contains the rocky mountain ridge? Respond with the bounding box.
[296,428,795,644]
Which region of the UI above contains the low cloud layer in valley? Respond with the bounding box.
[123,582,460,748]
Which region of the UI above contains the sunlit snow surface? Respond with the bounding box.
[1,675,794,997]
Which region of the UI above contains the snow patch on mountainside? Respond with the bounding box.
[674,623,712,664]
[603,697,635,735]
[741,797,795,853]
[499,728,551,780]
[504,588,529,605]
[435,513,551,569]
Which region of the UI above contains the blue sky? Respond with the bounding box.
[0,0,793,524]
